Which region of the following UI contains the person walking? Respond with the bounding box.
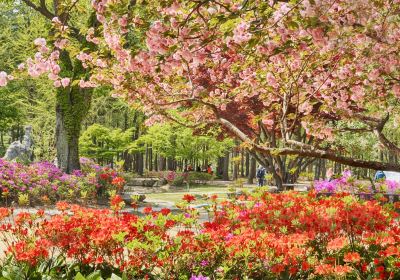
[256,165,266,187]
[207,164,213,175]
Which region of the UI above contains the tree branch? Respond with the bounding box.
[22,0,55,20]
[218,117,400,172]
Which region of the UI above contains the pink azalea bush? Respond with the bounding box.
[0,158,124,206]
[314,170,400,194]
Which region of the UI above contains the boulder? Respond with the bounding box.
[155,178,168,187]
[122,192,146,205]
[3,125,33,162]
[268,186,279,193]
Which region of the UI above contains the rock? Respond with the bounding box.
[160,184,170,192]
[144,179,156,187]
[268,186,279,193]
[3,126,33,162]
[122,192,146,204]
[155,178,168,187]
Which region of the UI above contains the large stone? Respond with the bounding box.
[122,192,146,204]
[268,186,279,193]
[127,178,167,188]
[154,178,168,187]
[3,126,33,162]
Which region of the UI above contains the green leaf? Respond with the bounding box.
[74,272,87,280]
[86,271,103,280]
[109,274,122,280]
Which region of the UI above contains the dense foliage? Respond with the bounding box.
[0,158,124,206]
[132,123,234,164]
[1,192,400,279]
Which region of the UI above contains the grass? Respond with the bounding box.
[144,183,258,204]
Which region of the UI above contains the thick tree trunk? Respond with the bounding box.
[54,49,91,173]
[55,105,80,173]
[158,156,166,171]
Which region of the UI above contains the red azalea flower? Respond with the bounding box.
[160,208,171,216]
[99,173,109,180]
[344,252,361,263]
[182,194,196,203]
[143,207,153,214]
[112,177,126,186]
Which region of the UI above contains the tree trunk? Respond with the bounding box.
[240,149,244,177]
[222,152,230,180]
[135,153,144,175]
[158,156,166,171]
[233,147,239,180]
[247,156,256,184]
[245,152,250,177]
[55,50,91,173]
[167,157,174,171]
[217,157,224,177]
[55,97,83,173]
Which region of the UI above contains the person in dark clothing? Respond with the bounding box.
[256,165,266,186]
[374,171,386,181]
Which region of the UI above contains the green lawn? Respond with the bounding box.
[144,184,258,204]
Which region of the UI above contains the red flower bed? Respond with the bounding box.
[1,192,400,279]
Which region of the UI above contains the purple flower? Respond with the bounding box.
[190,275,209,280]
[200,260,209,267]
[225,233,234,241]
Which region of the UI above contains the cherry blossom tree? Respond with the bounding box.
[2,0,400,188]
[79,0,399,188]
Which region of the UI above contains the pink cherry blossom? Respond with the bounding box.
[54,39,68,49]
[266,73,279,89]
[232,21,251,44]
[54,80,61,87]
[34,38,46,46]
[0,71,8,87]
[61,78,70,88]
[118,15,128,27]
[393,84,400,98]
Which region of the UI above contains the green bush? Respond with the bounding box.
[187,172,213,184]
[172,175,185,186]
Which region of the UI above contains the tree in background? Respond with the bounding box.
[79,123,133,166]
[132,123,234,171]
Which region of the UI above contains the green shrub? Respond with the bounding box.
[187,172,213,184]
[172,175,185,186]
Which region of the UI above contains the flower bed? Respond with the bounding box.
[1,191,400,279]
[0,158,125,206]
[314,170,400,195]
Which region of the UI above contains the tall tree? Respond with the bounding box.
[0,0,98,172]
